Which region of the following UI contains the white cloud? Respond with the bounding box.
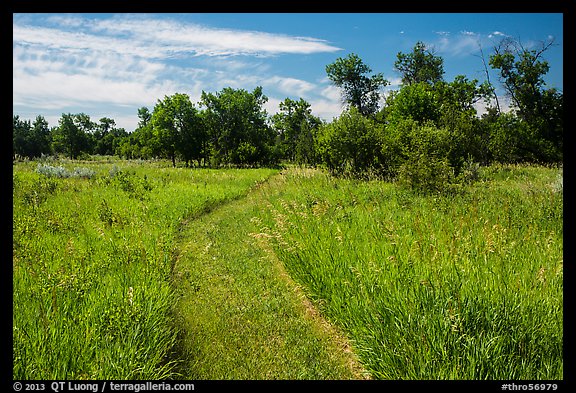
[13,14,342,130]
[264,76,316,98]
[308,98,343,121]
[85,15,341,58]
[14,14,341,59]
[473,95,514,117]
[319,85,342,102]
[488,31,509,39]
[433,31,481,57]
[13,14,340,130]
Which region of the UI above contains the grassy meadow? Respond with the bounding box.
[12,158,277,379]
[254,165,563,379]
[13,158,563,380]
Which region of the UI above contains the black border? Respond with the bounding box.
[8,1,574,391]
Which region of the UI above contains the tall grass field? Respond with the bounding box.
[254,165,563,379]
[12,158,276,379]
[13,158,562,380]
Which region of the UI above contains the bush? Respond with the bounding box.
[316,108,385,177]
[385,82,441,125]
[381,120,456,192]
[458,156,481,184]
[36,163,70,178]
[397,153,455,194]
[36,164,95,179]
[105,167,154,199]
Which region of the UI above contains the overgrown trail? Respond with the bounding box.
[171,171,369,379]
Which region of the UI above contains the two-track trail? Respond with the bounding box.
[170,170,369,379]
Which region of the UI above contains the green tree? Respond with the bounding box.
[120,106,157,159]
[394,41,444,86]
[435,75,492,166]
[150,93,205,167]
[271,98,321,164]
[94,117,117,155]
[51,113,90,159]
[489,37,562,162]
[384,82,442,126]
[13,115,31,158]
[30,115,52,157]
[137,107,152,129]
[317,107,385,176]
[201,86,275,166]
[326,53,389,116]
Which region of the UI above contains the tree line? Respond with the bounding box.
[14,37,562,188]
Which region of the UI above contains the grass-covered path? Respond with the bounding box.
[171,171,369,379]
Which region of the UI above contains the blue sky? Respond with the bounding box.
[13,13,564,131]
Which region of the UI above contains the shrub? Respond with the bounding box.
[316,108,385,177]
[36,163,96,179]
[72,167,96,179]
[36,163,70,178]
[106,168,154,199]
[458,156,481,184]
[397,153,454,194]
[382,121,457,193]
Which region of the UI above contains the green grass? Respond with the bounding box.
[253,165,563,379]
[13,158,563,380]
[13,159,277,379]
[171,176,367,379]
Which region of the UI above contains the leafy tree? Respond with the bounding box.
[201,86,275,166]
[383,82,442,126]
[394,41,444,86]
[94,117,117,155]
[150,93,205,167]
[13,115,31,158]
[179,105,208,167]
[117,106,157,159]
[435,76,492,166]
[51,113,90,159]
[316,107,385,176]
[489,37,562,162]
[326,53,389,116]
[490,38,551,123]
[29,115,52,158]
[271,98,321,164]
[137,107,152,128]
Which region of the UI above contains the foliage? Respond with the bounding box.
[150,93,206,167]
[93,118,128,156]
[13,115,52,159]
[36,163,96,179]
[316,108,385,177]
[271,97,322,165]
[13,34,562,175]
[51,113,91,159]
[489,38,562,162]
[326,53,389,116]
[384,82,442,125]
[394,123,456,194]
[201,86,276,166]
[394,41,444,86]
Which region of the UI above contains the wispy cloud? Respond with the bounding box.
[13,14,342,130]
[15,14,341,59]
[265,76,316,97]
[432,30,482,57]
[488,31,509,39]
